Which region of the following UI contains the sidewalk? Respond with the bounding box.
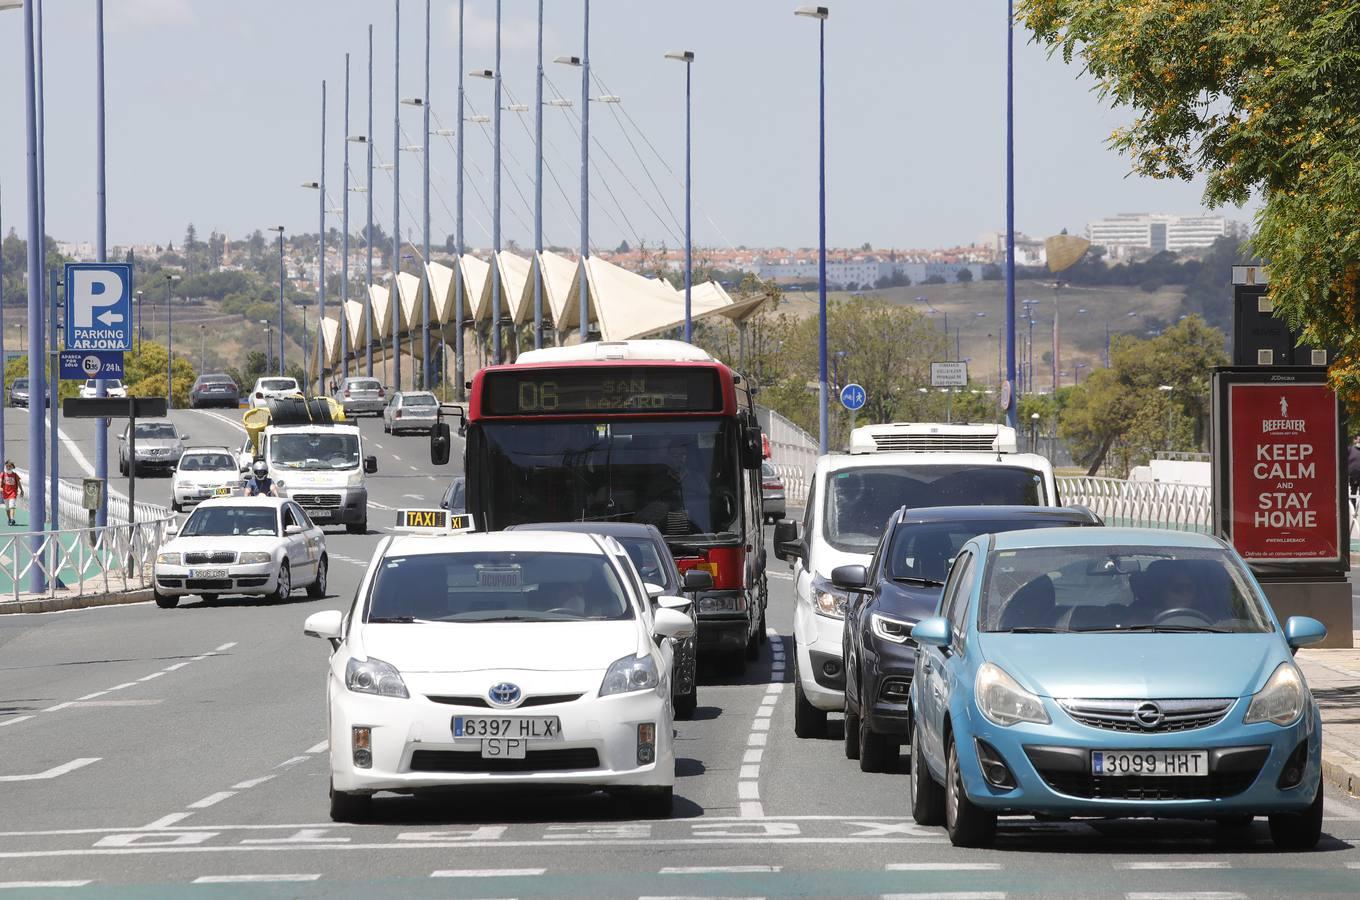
[1297,634,1360,798]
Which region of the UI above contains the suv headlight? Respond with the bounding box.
[344,656,409,698]
[976,662,1049,726]
[810,574,848,620]
[599,653,660,697]
[1244,662,1305,726]
[871,613,916,645]
[156,552,181,566]
[237,551,272,565]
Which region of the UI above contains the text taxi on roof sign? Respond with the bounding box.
[394,509,475,533]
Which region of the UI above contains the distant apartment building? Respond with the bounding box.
[1086,213,1247,256]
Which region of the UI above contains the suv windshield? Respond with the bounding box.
[179,453,237,471]
[887,518,1084,583]
[979,545,1274,634]
[824,465,1046,553]
[367,551,634,622]
[136,423,179,440]
[270,432,360,470]
[181,506,277,537]
[478,420,739,536]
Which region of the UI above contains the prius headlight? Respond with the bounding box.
[600,653,661,697]
[1244,662,1306,726]
[975,662,1049,727]
[345,656,409,699]
[237,551,272,565]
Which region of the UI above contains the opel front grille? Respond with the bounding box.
[1058,698,1234,733]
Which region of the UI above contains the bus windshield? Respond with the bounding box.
[476,420,740,537]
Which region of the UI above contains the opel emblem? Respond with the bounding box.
[488,682,522,708]
[1133,701,1163,729]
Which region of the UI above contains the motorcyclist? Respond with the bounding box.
[244,460,279,497]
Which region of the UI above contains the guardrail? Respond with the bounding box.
[0,515,176,601]
[763,409,819,505]
[1057,476,1212,532]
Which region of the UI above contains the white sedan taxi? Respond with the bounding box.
[303,510,694,822]
[154,496,327,608]
[171,446,243,512]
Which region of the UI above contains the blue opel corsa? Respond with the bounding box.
[908,527,1327,849]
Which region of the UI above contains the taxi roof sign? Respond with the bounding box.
[395,509,475,534]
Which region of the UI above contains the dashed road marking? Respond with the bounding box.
[306,741,329,755]
[431,868,546,877]
[0,882,94,890]
[0,758,100,782]
[886,864,1003,871]
[193,874,321,883]
[881,894,1005,900]
[275,756,309,768]
[144,814,193,830]
[187,792,236,809]
[1125,894,1246,900]
[0,717,34,728]
[737,632,786,819]
[660,865,780,874]
[1116,862,1230,870]
[231,776,275,790]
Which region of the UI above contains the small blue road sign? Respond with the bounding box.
[59,350,124,381]
[840,382,866,411]
[63,263,133,351]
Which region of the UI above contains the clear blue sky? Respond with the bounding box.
[0,1,1257,254]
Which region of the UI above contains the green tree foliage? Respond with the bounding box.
[1021,1,1360,405]
[122,342,197,407]
[1057,315,1228,475]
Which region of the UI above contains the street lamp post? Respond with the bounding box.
[268,226,285,374]
[365,22,375,377]
[471,50,502,365]
[532,0,544,349]
[555,0,590,346]
[164,273,180,407]
[1003,0,1017,430]
[341,54,351,382]
[1159,383,1175,451]
[262,319,273,373]
[795,5,830,453]
[199,324,206,373]
[135,289,144,351]
[391,0,402,392]
[454,0,466,396]
[318,80,328,395]
[94,0,111,528]
[665,50,695,342]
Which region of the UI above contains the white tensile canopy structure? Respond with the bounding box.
[317,251,757,382]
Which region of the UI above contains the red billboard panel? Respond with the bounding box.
[1227,383,1341,563]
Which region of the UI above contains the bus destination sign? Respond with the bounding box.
[483,367,723,416]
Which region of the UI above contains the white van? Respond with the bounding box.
[773,423,1059,738]
[244,422,377,534]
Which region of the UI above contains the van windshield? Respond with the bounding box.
[270,432,360,470]
[823,464,1046,553]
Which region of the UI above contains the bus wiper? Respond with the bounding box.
[891,575,944,587]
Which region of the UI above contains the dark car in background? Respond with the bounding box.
[9,377,49,409]
[509,520,713,720]
[439,476,466,514]
[190,374,240,409]
[761,461,786,523]
[836,505,1102,772]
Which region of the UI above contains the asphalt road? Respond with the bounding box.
[1,407,1359,897]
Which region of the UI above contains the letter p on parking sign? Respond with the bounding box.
[64,263,132,351]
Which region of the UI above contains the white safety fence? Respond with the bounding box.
[1057,476,1213,533]
[764,409,819,506]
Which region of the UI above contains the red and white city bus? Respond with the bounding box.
[430,340,769,671]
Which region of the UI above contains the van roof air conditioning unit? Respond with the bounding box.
[847,422,1018,455]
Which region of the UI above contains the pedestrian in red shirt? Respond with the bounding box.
[1,461,22,526]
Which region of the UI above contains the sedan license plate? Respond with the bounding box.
[453,716,560,740]
[1092,750,1209,777]
[481,738,526,760]
[189,568,227,579]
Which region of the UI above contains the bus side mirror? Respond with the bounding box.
[740,425,763,470]
[431,422,452,466]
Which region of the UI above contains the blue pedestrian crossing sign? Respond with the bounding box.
[840,382,866,411]
[64,263,133,351]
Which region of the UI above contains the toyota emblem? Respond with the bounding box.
[1133,701,1163,729]
[488,682,522,708]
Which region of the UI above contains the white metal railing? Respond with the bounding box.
[764,408,819,505]
[0,515,176,601]
[1059,475,1212,532]
[17,467,170,531]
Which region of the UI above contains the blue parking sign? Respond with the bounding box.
[840,382,866,411]
[64,263,133,351]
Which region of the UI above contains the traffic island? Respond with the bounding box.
[0,585,152,615]
[1296,635,1360,798]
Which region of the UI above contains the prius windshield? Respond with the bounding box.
[979,545,1274,634]
[270,433,360,470]
[366,551,634,622]
[824,465,1047,553]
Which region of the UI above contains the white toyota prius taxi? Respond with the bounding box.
[303,511,694,822]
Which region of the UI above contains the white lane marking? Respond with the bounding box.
[188,409,248,435]
[743,749,763,764]
[163,662,190,672]
[409,465,419,471]
[0,883,94,890]
[187,792,236,809]
[887,864,1003,871]
[137,672,165,682]
[0,717,34,728]
[748,732,766,747]
[660,866,780,874]
[754,706,773,718]
[69,700,162,708]
[738,802,764,819]
[737,782,760,800]
[193,875,321,883]
[402,494,423,500]
[41,703,71,713]
[0,758,100,782]
[1116,862,1230,870]
[751,718,771,731]
[739,765,760,779]
[77,691,110,701]
[144,813,194,830]
[641,897,764,900]
[1125,894,1246,900]
[276,756,309,768]
[369,501,394,511]
[431,868,546,878]
[882,895,1005,900]
[305,741,328,754]
[232,776,275,790]
[214,642,237,652]
[109,682,137,691]
[391,455,402,461]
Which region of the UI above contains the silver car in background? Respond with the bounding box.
[172,447,243,512]
[382,390,439,434]
[333,377,386,417]
[119,421,188,476]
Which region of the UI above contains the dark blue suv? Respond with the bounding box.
[835,505,1102,772]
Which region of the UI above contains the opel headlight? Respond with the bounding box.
[156,552,181,566]
[1244,662,1305,726]
[238,551,272,565]
[599,653,661,697]
[871,613,917,645]
[344,656,409,699]
[976,662,1049,726]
